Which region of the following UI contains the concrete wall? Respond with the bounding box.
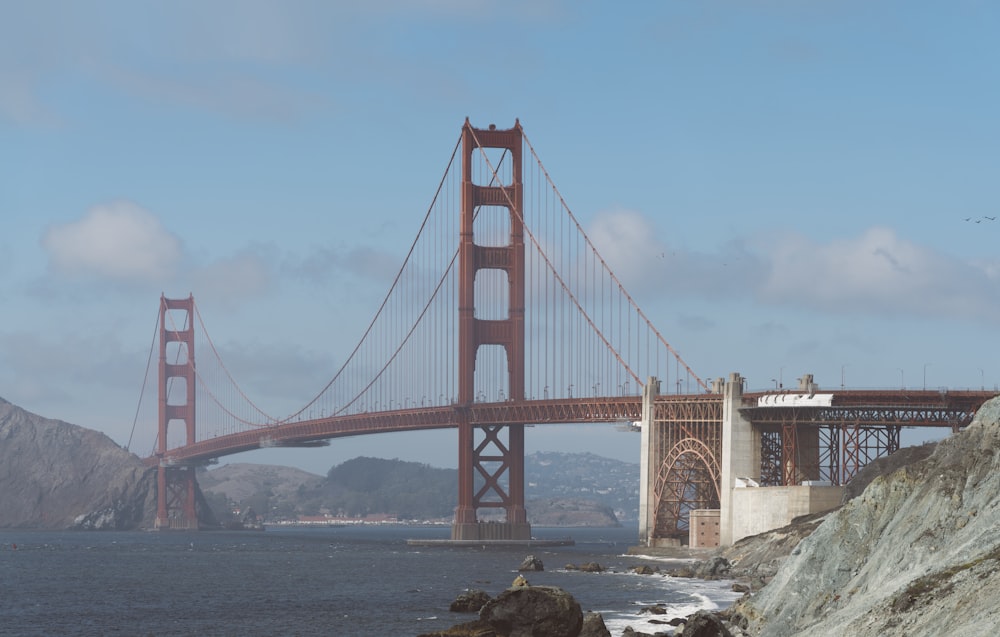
[730,485,843,544]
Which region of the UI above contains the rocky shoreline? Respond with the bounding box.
[418,396,1000,636]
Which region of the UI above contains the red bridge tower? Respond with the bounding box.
[452,119,530,541]
[155,294,199,530]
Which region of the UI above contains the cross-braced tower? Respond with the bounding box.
[452,119,530,541]
[155,294,198,530]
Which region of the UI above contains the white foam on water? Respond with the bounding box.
[598,574,743,635]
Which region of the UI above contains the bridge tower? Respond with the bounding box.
[155,294,199,530]
[452,119,530,541]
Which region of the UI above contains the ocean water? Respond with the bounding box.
[0,525,740,636]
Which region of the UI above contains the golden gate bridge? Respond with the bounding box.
[137,119,995,543]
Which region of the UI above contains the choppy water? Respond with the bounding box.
[0,525,739,636]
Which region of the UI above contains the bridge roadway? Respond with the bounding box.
[147,388,995,467]
[148,395,647,467]
[741,388,993,427]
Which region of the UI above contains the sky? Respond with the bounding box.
[2,1,999,476]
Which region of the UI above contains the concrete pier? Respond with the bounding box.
[720,372,758,546]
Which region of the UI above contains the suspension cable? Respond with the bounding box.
[128,307,160,453]
[281,133,465,423]
[520,129,708,391]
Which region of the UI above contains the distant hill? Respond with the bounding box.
[198,463,324,503]
[200,451,639,527]
[526,451,639,522]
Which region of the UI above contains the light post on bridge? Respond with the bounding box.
[924,364,930,390]
[841,364,849,390]
[897,369,904,389]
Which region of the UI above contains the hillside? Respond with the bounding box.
[734,395,1000,636]
[200,451,637,526]
[0,396,157,529]
[527,451,639,522]
[197,463,324,505]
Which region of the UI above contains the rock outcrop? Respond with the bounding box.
[450,589,492,613]
[479,585,583,637]
[0,396,160,529]
[424,585,587,637]
[0,396,219,530]
[579,611,611,637]
[736,395,1000,636]
[517,554,544,571]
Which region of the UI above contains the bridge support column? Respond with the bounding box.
[155,294,200,531]
[638,377,660,546]
[720,372,757,546]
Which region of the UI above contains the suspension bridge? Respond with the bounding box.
[142,119,995,545]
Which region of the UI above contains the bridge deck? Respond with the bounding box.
[149,389,996,467]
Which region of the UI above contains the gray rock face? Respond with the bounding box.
[678,610,734,636]
[517,554,544,571]
[0,396,157,529]
[737,395,1000,637]
[450,588,492,613]
[480,585,583,637]
[579,612,611,637]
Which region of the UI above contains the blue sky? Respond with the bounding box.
[2,1,998,475]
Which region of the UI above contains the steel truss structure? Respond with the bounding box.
[743,389,986,487]
[648,397,723,539]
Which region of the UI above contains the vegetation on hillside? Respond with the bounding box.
[201,452,638,526]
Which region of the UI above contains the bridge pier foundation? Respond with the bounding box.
[452,520,531,541]
[720,372,758,546]
[155,465,198,530]
[451,419,532,541]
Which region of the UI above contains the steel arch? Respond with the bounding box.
[652,437,721,539]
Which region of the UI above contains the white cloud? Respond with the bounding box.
[42,201,182,284]
[589,211,1000,323]
[587,208,669,288]
[759,226,1000,320]
[587,208,767,297]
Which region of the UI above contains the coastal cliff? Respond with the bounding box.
[0,396,157,529]
[735,395,1000,636]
